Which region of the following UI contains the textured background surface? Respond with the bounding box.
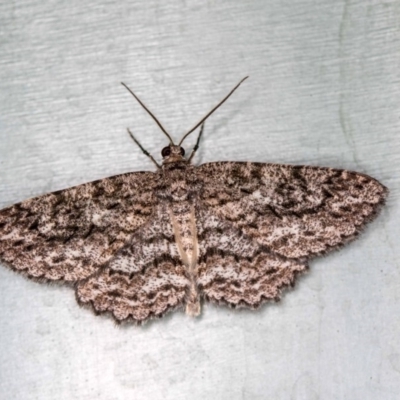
[0,1,399,399]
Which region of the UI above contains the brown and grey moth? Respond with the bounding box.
[0,78,388,324]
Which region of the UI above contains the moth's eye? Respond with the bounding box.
[161,146,171,157]
[180,147,185,156]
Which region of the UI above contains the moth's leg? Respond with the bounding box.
[127,128,161,169]
[187,124,205,163]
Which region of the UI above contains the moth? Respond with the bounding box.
[0,78,388,324]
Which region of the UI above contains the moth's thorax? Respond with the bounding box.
[156,162,201,202]
[161,159,190,172]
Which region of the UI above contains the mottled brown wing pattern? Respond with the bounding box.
[0,172,156,282]
[76,205,191,322]
[198,162,388,259]
[196,208,307,308]
[196,162,387,308]
[0,157,388,322]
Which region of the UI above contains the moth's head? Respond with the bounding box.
[161,144,186,164]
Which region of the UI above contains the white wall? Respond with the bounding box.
[0,1,398,399]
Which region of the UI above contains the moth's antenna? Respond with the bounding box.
[127,128,161,169]
[121,82,174,144]
[178,76,249,146]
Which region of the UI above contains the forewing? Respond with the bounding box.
[198,162,388,259]
[0,172,156,281]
